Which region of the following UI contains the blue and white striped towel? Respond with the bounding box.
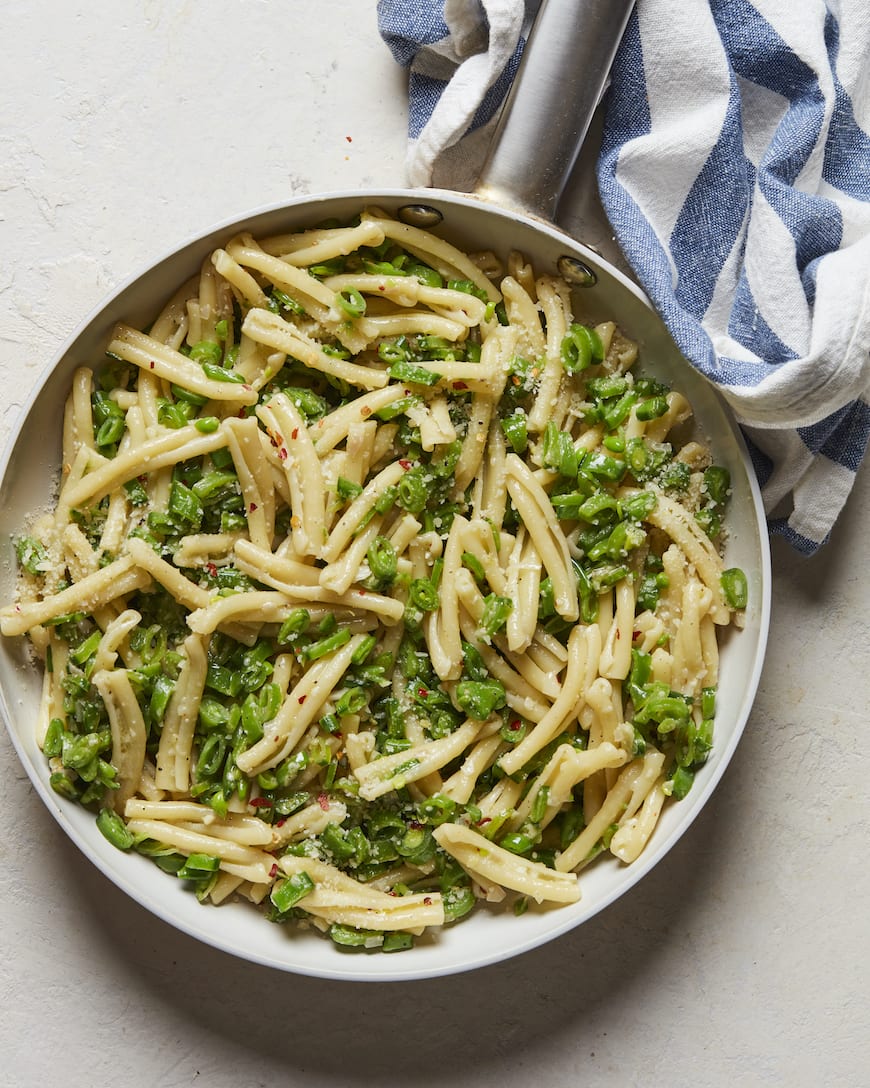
[378,0,870,554]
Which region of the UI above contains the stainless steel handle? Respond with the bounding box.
[475,0,635,222]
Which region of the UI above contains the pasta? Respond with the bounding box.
[0,208,747,954]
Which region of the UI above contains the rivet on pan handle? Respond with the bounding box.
[475,0,635,223]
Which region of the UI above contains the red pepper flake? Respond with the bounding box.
[453,380,468,390]
[477,816,491,826]
[278,447,288,461]
[249,502,258,513]
[509,719,521,731]
[345,135,353,143]
[423,896,433,905]
[269,862,279,878]
[358,587,367,595]
[378,285,385,291]
[360,405,372,417]
[632,630,642,641]
[275,818,287,828]
[409,820,423,830]
[238,407,248,418]
[399,459,412,470]
[149,360,156,369]
[317,792,330,811]
[291,427,299,440]
[249,796,272,808]
[298,694,307,705]
[418,687,428,698]
[206,561,218,578]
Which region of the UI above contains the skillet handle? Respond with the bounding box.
[474,0,635,222]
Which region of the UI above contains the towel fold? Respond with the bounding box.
[378,0,870,553]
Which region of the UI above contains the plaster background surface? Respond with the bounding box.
[1,4,868,1086]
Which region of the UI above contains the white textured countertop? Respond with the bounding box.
[1,4,868,1086]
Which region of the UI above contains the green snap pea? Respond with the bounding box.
[721,567,748,609]
[499,717,529,744]
[168,479,203,527]
[388,360,440,386]
[336,287,366,317]
[172,383,209,406]
[695,508,722,539]
[418,794,457,825]
[350,634,377,665]
[406,262,442,287]
[373,484,399,514]
[277,608,311,645]
[478,594,512,638]
[329,924,381,948]
[667,765,695,800]
[378,339,408,364]
[43,718,65,759]
[189,340,223,365]
[150,674,176,723]
[337,476,363,500]
[586,375,629,399]
[704,465,731,505]
[455,679,506,720]
[409,578,439,612]
[69,630,101,666]
[367,536,398,582]
[383,932,414,952]
[447,278,488,301]
[201,360,247,384]
[49,771,80,801]
[95,414,126,446]
[271,871,315,912]
[560,324,603,373]
[635,395,669,421]
[15,536,49,576]
[300,627,352,662]
[335,686,368,716]
[96,808,135,851]
[443,885,476,922]
[177,853,221,880]
[498,831,534,855]
[196,734,227,778]
[500,412,528,454]
[602,430,627,452]
[576,492,621,525]
[460,551,486,583]
[542,422,579,477]
[581,451,626,482]
[396,467,428,513]
[530,785,550,824]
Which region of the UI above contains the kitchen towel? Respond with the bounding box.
[378,0,870,554]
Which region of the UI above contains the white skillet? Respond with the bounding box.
[0,0,770,980]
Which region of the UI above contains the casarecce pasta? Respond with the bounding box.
[0,208,747,952]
